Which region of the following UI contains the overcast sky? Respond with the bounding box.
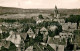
[0,0,80,9]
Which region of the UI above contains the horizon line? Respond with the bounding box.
[0,6,80,9]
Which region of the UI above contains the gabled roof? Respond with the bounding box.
[27,28,34,34]
[20,33,27,40]
[6,33,21,47]
[40,27,48,32]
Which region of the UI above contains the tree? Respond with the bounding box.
[65,15,80,27]
[8,42,16,51]
[0,42,16,51]
[48,29,58,37]
[0,46,8,51]
[38,15,44,19]
[48,30,55,37]
[65,38,74,50]
[35,31,43,42]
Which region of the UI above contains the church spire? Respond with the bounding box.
[55,5,57,10]
[54,5,58,17]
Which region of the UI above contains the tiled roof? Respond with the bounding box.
[20,33,27,40]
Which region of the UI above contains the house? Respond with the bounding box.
[9,30,14,35]
[36,19,44,24]
[61,23,68,31]
[61,22,77,32]
[59,32,73,42]
[48,25,58,31]
[59,32,68,39]
[59,32,73,39]
[54,35,60,39]
[27,28,35,39]
[20,33,27,40]
[6,32,21,47]
[53,35,61,42]
[40,27,48,35]
[40,27,48,43]
[54,19,65,23]
[34,29,39,35]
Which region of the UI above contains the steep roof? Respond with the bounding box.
[27,28,34,34]
[20,33,27,40]
[6,33,21,47]
[40,27,48,32]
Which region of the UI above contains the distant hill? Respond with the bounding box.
[0,6,80,15]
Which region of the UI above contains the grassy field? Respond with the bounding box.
[0,6,80,16]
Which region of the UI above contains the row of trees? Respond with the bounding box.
[65,15,80,26]
[0,18,36,23]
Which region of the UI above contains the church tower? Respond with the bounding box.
[54,5,58,18]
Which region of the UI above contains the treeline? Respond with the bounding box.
[0,12,18,15]
[0,18,36,23]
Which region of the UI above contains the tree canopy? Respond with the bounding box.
[65,15,80,26]
[38,14,44,19]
